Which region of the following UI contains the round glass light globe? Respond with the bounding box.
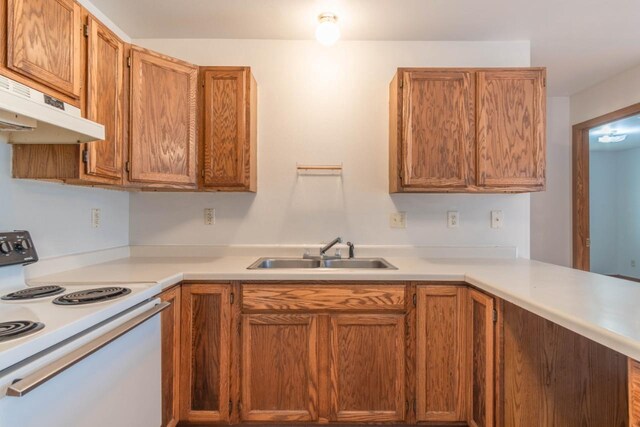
[316,19,340,46]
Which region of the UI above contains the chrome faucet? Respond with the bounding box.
[304,237,343,260]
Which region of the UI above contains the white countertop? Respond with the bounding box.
[29,255,640,361]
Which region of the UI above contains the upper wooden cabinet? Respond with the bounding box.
[396,70,475,190]
[127,46,198,188]
[199,67,257,192]
[477,70,546,188]
[5,0,81,99]
[84,15,123,183]
[390,67,546,193]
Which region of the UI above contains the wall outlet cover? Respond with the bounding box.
[91,208,101,229]
[491,210,504,229]
[447,211,459,228]
[390,212,407,229]
[204,208,215,225]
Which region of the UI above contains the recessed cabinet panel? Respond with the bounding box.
[468,289,495,427]
[241,314,318,422]
[129,47,198,186]
[416,286,467,422]
[84,16,123,182]
[329,314,405,422]
[180,284,230,423]
[161,286,181,427]
[477,69,546,188]
[6,0,81,98]
[401,71,475,188]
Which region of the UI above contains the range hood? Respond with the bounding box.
[0,75,104,144]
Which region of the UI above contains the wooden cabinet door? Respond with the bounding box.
[6,0,81,98]
[84,16,123,183]
[161,286,181,427]
[180,284,231,423]
[200,67,256,191]
[468,289,495,427]
[241,314,318,422]
[329,314,405,422]
[477,69,546,189]
[416,286,467,422]
[401,70,475,189]
[129,46,197,186]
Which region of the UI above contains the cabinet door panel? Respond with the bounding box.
[416,286,466,422]
[468,289,495,427]
[202,68,248,188]
[180,284,230,423]
[329,314,405,422]
[84,16,123,182]
[477,70,545,188]
[241,314,318,422]
[129,47,197,185]
[161,286,181,427]
[401,70,475,188]
[7,0,81,97]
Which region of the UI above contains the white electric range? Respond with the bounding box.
[0,231,167,427]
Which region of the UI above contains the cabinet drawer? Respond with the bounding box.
[242,284,406,312]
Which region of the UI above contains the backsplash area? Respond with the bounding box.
[0,136,129,259]
[130,39,532,257]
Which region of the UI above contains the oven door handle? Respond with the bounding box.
[6,301,170,397]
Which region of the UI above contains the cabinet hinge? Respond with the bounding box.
[229,400,233,416]
[399,79,404,89]
[543,77,547,87]
[586,238,591,248]
[413,398,416,413]
[230,292,235,304]
[493,308,498,323]
[82,149,89,164]
[126,56,132,68]
[412,293,417,306]
[201,169,205,178]
[238,401,243,412]
[125,161,131,173]
[83,24,89,38]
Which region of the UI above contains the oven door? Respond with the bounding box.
[0,299,166,427]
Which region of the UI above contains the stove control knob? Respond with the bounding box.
[14,240,30,251]
[0,242,11,254]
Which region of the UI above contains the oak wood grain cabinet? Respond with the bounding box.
[329,314,405,422]
[390,67,546,193]
[240,314,318,422]
[467,288,495,427]
[415,285,467,422]
[199,67,257,192]
[630,359,640,427]
[127,46,198,189]
[160,286,181,427]
[179,284,231,423]
[4,0,82,100]
[12,12,125,186]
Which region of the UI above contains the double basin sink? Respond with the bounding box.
[247,257,397,270]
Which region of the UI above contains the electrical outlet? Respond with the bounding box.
[447,211,459,228]
[491,210,504,229]
[632,260,637,268]
[91,208,101,228]
[390,212,407,229]
[204,208,215,225]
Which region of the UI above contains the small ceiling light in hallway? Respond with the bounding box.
[316,13,340,46]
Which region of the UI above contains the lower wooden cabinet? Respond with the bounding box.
[179,284,232,423]
[329,314,405,422]
[415,285,467,422]
[468,288,495,427]
[160,286,181,427]
[241,314,318,422]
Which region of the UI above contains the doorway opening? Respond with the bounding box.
[573,103,640,280]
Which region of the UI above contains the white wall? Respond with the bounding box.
[590,148,640,278]
[530,97,572,266]
[0,136,130,259]
[129,39,532,255]
[571,63,640,125]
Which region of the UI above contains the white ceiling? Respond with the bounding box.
[590,114,640,152]
[88,0,640,96]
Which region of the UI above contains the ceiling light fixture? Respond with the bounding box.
[316,13,340,46]
[598,133,627,144]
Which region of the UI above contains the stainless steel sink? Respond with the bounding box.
[247,257,397,270]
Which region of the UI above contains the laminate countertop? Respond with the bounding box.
[29,255,640,361]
